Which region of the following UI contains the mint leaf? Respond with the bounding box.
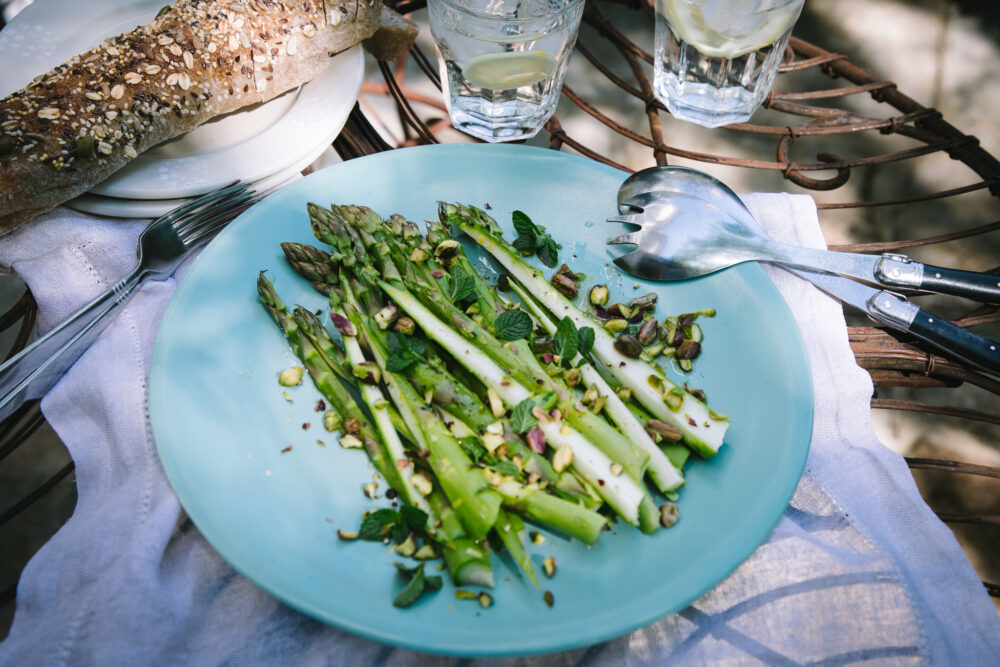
[385,353,415,372]
[386,331,404,354]
[393,563,428,608]
[512,235,535,255]
[448,264,476,303]
[512,210,537,238]
[510,398,538,433]
[401,505,429,533]
[458,436,487,463]
[554,316,579,361]
[494,309,533,341]
[536,238,559,268]
[577,326,595,356]
[359,508,400,541]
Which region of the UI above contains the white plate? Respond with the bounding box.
[0,0,364,207]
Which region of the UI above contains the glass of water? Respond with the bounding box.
[654,0,804,128]
[428,0,585,143]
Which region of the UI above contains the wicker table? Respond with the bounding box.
[1,0,997,628]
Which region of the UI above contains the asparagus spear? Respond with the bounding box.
[507,278,685,493]
[380,279,647,526]
[442,202,730,458]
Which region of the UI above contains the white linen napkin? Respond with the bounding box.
[0,195,998,665]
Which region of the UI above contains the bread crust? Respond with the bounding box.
[0,0,381,233]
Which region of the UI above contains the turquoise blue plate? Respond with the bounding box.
[149,144,813,657]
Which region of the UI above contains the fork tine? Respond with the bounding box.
[158,181,250,226]
[607,213,645,227]
[607,231,645,246]
[178,182,282,246]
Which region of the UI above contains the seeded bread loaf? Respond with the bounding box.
[0,0,383,234]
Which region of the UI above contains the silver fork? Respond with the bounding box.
[0,181,269,418]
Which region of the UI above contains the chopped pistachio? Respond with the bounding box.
[660,502,681,528]
[282,391,293,402]
[603,318,628,333]
[455,590,478,601]
[413,544,437,560]
[352,361,381,385]
[394,316,416,335]
[337,530,359,540]
[481,432,505,453]
[433,239,461,260]
[487,388,506,418]
[411,472,433,496]
[339,434,364,449]
[485,420,505,436]
[531,532,546,546]
[374,304,398,330]
[277,365,301,386]
[609,463,624,477]
[588,395,608,415]
[363,482,378,498]
[543,590,555,607]
[478,592,494,609]
[542,556,557,578]
[589,284,609,307]
[409,247,429,263]
[552,445,573,473]
[394,535,416,557]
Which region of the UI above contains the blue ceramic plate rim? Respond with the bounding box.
[149,143,813,657]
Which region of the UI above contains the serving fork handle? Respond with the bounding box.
[0,266,144,421]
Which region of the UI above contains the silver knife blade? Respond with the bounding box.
[779,265,919,331]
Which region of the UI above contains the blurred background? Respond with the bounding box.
[1,0,998,638]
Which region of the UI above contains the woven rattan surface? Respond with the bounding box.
[1,0,997,621]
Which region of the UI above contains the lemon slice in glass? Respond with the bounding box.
[462,52,557,90]
[661,0,801,58]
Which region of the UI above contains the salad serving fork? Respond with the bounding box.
[0,182,268,419]
[607,167,1000,376]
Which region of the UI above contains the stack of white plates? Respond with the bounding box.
[0,0,365,218]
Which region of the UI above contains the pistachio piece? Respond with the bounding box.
[637,319,659,346]
[542,556,557,578]
[374,304,398,330]
[394,316,416,335]
[676,339,702,360]
[609,463,624,477]
[339,434,363,449]
[433,239,461,260]
[411,472,433,496]
[543,590,555,607]
[614,333,643,358]
[552,445,573,472]
[660,502,681,528]
[487,388,506,418]
[550,273,578,299]
[478,592,494,609]
[413,544,438,560]
[589,284,609,307]
[352,361,381,385]
[562,367,581,388]
[394,535,416,557]
[278,366,303,386]
[603,318,629,333]
[323,410,341,433]
[337,530,359,540]
[409,247,429,263]
[645,419,683,443]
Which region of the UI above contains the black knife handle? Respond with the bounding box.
[918,264,1000,304]
[907,308,1000,376]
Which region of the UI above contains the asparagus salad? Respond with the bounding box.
[257,201,730,609]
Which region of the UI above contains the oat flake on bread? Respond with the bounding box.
[0,0,384,234]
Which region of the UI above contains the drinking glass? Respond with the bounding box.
[654,0,805,127]
[428,0,585,143]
